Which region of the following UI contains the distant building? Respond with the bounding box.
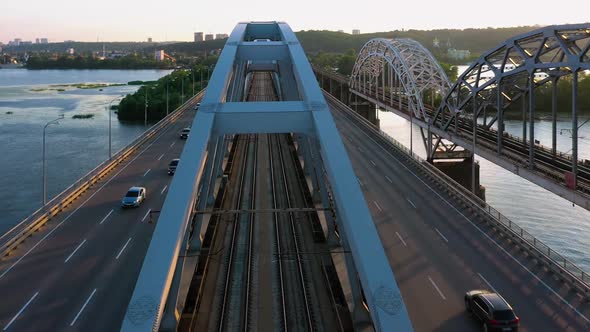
[337,30,344,33]
[447,48,471,60]
[194,32,204,42]
[64,40,75,43]
[352,29,360,35]
[67,48,75,55]
[35,38,40,44]
[41,38,48,44]
[147,37,153,43]
[20,41,32,46]
[155,50,165,61]
[215,33,228,40]
[205,34,214,41]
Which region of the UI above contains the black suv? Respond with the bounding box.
[465,290,519,332]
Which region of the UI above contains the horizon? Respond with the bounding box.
[2,0,589,43]
[0,23,580,45]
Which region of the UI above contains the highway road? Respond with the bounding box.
[328,96,590,332]
[0,98,199,332]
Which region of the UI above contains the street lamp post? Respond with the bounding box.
[43,114,64,205]
[107,95,123,159]
[192,69,195,96]
[181,74,184,104]
[144,86,148,126]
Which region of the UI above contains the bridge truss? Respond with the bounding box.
[122,22,413,332]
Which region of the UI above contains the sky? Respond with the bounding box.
[1,0,589,43]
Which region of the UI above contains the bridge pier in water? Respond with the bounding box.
[350,95,380,128]
[431,155,486,201]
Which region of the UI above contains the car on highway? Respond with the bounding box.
[180,127,190,139]
[121,186,146,208]
[168,158,179,175]
[465,290,519,332]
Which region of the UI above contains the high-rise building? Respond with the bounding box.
[194,32,204,42]
[147,37,153,43]
[40,38,48,44]
[155,50,165,61]
[35,38,40,44]
[215,33,228,40]
[205,34,214,41]
[352,29,360,35]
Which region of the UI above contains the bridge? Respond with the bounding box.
[0,21,588,332]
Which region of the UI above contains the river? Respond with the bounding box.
[0,69,171,233]
[1,68,588,273]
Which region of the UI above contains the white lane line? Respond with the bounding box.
[157,153,165,161]
[69,289,97,326]
[3,292,39,331]
[358,146,364,152]
[64,239,87,263]
[334,108,590,323]
[358,178,363,187]
[373,201,382,212]
[406,198,416,209]
[435,228,449,243]
[170,141,176,148]
[428,276,446,300]
[370,160,377,167]
[0,117,177,280]
[395,232,407,247]
[141,209,152,222]
[160,185,168,195]
[143,169,151,177]
[385,175,393,183]
[478,273,499,294]
[116,238,132,260]
[99,209,114,225]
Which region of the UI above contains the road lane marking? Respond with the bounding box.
[434,228,449,243]
[70,289,96,326]
[406,198,416,209]
[116,238,132,260]
[141,209,152,222]
[358,178,363,187]
[334,108,590,323]
[370,160,377,167]
[385,175,393,183]
[373,201,382,212]
[478,273,498,294]
[3,292,39,331]
[358,146,364,152]
[157,153,165,161]
[0,117,179,280]
[143,169,151,177]
[99,209,114,225]
[64,239,87,263]
[170,141,176,148]
[428,276,446,300]
[395,232,407,247]
[160,185,168,195]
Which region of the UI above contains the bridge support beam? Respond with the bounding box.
[350,94,379,127]
[432,155,485,200]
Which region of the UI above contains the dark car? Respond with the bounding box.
[180,127,190,139]
[168,158,179,175]
[465,290,519,332]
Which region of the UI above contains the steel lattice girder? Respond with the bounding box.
[435,23,590,131]
[350,38,451,121]
[121,22,413,332]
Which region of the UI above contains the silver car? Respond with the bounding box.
[121,186,146,208]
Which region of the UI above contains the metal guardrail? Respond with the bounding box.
[0,91,205,258]
[324,91,590,300]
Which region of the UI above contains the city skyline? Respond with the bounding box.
[1,0,589,42]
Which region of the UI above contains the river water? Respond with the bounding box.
[1,68,589,273]
[0,69,171,234]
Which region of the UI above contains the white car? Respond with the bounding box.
[121,186,146,208]
[180,127,190,139]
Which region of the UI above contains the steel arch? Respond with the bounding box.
[350,38,451,120]
[435,23,590,131]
